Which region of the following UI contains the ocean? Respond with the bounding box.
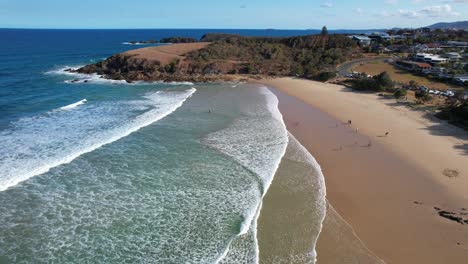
[0,29,327,263]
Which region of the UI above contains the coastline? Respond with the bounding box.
[257,78,468,263]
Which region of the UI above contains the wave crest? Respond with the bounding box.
[0,88,196,191]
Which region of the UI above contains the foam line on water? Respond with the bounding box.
[0,88,196,192]
[59,99,87,110]
[286,132,328,263]
[208,86,288,263]
[48,65,195,86]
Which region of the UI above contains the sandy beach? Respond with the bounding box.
[258,78,468,263]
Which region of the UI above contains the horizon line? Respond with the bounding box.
[0,27,397,31]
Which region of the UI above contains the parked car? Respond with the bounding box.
[419,86,429,92]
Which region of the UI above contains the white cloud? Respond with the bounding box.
[399,9,421,18]
[385,0,399,4]
[420,4,460,17]
[396,4,461,18]
[320,2,333,8]
[355,8,363,14]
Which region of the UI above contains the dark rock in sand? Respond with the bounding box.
[438,211,464,224]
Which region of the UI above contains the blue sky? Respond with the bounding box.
[0,0,466,29]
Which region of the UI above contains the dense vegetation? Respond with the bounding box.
[437,96,468,129]
[200,33,242,42]
[187,34,358,80]
[347,72,395,92]
[159,37,198,43]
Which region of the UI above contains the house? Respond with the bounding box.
[367,32,391,41]
[415,53,448,65]
[351,35,371,46]
[446,41,468,48]
[454,75,468,84]
[443,52,463,61]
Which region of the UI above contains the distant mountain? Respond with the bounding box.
[427,21,468,30]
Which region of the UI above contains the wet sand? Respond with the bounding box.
[257,78,468,264]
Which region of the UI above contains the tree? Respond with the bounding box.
[321,26,328,36]
[374,71,394,90]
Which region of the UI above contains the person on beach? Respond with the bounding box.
[348,120,352,125]
[368,141,372,148]
[385,132,389,137]
[356,128,359,133]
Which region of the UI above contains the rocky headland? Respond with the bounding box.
[75,34,359,83]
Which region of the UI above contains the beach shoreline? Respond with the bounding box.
[256,78,468,263]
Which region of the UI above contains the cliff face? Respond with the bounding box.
[76,53,239,82]
[78,54,169,81]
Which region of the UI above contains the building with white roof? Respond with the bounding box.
[415,53,448,65]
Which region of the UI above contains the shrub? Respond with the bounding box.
[394,89,407,99]
[314,71,336,82]
[352,78,382,91]
[408,80,419,89]
[164,60,178,73]
[415,90,432,102]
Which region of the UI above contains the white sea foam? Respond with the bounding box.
[0,88,196,191]
[286,133,327,264]
[48,66,195,86]
[59,99,87,110]
[206,86,288,263]
[122,42,153,45]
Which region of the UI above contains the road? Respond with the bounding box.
[337,57,389,77]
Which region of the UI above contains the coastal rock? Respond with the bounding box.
[127,40,158,45]
[438,211,465,224]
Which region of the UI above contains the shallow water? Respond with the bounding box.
[0,29,328,263]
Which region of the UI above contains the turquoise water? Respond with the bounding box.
[0,29,327,263]
[0,80,291,262]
